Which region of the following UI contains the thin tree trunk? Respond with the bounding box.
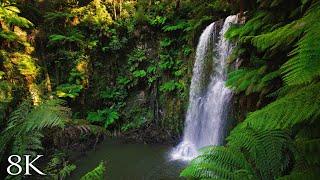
[113,0,117,19]
[119,0,122,17]
[175,0,180,10]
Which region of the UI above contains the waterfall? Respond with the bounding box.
[171,15,238,161]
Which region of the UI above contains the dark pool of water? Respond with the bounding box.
[70,138,187,180]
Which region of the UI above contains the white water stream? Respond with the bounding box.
[171,15,238,161]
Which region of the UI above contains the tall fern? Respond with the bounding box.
[182,127,293,179]
[0,99,69,162]
[281,2,320,86]
[182,1,320,179]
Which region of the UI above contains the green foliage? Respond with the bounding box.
[56,84,83,99]
[162,21,190,32]
[121,115,147,132]
[0,31,18,41]
[87,108,119,128]
[48,30,84,45]
[0,2,33,28]
[148,15,167,26]
[160,80,185,93]
[160,38,173,48]
[44,12,74,23]
[244,82,320,130]
[80,162,106,180]
[132,70,146,78]
[0,99,69,163]
[100,87,126,101]
[227,66,280,95]
[44,152,76,180]
[183,1,320,179]
[182,127,293,179]
[160,80,176,92]
[182,45,192,56]
[281,3,320,86]
[226,12,273,43]
[121,104,152,132]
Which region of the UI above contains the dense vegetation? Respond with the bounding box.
[182,0,320,179]
[0,0,319,179]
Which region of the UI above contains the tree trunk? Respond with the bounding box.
[119,0,122,17]
[175,0,180,11]
[113,0,117,20]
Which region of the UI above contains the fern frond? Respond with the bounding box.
[162,21,190,32]
[244,83,320,130]
[281,2,320,86]
[251,20,304,52]
[278,167,320,180]
[0,4,33,28]
[12,131,43,157]
[44,12,74,22]
[48,30,84,46]
[0,99,70,161]
[25,99,69,131]
[182,146,255,179]
[0,31,18,41]
[227,126,292,178]
[80,162,106,180]
[295,138,320,166]
[226,12,273,43]
[58,164,77,179]
[227,67,280,95]
[181,127,292,179]
[181,162,233,179]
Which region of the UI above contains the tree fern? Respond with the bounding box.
[227,66,280,95]
[181,127,293,180]
[182,146,255,179]
[0,99,69,161]
[281,2,320,86]
[251,20,304,52]
[229,126,293,177]
[225,12,274,43]
[247,2,320,86]
[244,82,320,130]
[187,1,320,180]
[24,99,69,131]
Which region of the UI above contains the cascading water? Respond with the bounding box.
[171,15,238,161]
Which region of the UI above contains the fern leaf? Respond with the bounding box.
[244,83,320,130]
[281,2,320,86]
[80,162,106,180]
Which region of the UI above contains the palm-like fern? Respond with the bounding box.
[0,99,69,162]
[182,1,320,179]
[182,127,293,179]
[244,82,320,130]
[281,2,320,86]
[227,66,280,95]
